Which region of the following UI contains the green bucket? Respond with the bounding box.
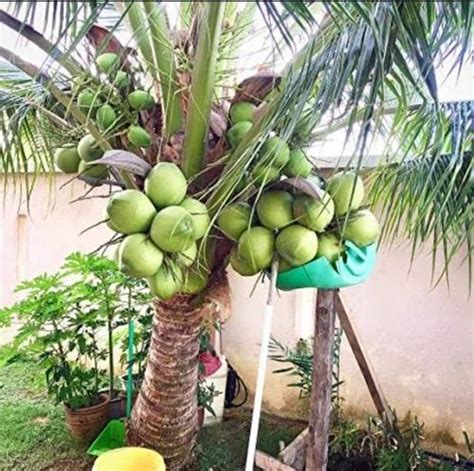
[276,241,376,290]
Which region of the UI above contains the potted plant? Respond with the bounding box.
[64,253,126,419]
[48,361,109,442]
[197,380,221,429]
[0,269,109,442]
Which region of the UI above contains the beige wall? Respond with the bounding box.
[1,175,473,445]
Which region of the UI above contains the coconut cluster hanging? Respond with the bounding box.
[53,52,212,299]
[54,52,156,178]
[106,162,211,299]
[219,101,381,277]
[53,49,381,294]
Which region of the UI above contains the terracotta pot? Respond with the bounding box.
[64,394,110,443]
[197,407,205,429]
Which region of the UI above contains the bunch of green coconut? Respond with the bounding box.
[105,162,211,300]
[226,101,313,186]
[54,52,156,178]
[218,170,380,277]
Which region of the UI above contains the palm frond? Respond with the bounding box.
[369,101,473,289]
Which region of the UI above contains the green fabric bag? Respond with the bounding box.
[276,241,376,290]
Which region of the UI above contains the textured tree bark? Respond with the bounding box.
[127,295,203,470]
[127,271,231,470]
[306,289,336,471]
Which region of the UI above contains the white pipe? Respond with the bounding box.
[244,303,274,471]
[244,257,279,471]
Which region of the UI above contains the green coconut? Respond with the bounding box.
[78,161,108,179]
[276,225,318,267]
[250,164,281,187]
[283,149,312,178]
[179,197,210,239]
[256,191,294,230]
[113,70,130,89]
[229,249,259,277]
[316,233,344,263]
[147,264,182,300]
[293,192,335,232]
[227,121,252,147]
[77,89,100,111]
[77,134,103,162]
[106,189,156,234]
[176,242,198,267]
[217,202,252,241]
[106,215,121,233]
[278,259,293,273]
[96,53,119,74]
[343,209,380,247]
[260,136,290,168]
[230,102,256,124]
[326,172,364,216]
[96,104,117,132]
[237,226,275,272]
[150,206,195,253]
[55,145,81,174]
[127,125,151,148]
[72,75,89,92]
[127,90,155,110]
[118,233,163,278]
[233,173,248,195]
[181,268,209,295]
[144,162,187,208]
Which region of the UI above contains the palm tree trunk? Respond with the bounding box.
[127,295,203,470]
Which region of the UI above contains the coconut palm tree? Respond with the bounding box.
[1,2,472,469]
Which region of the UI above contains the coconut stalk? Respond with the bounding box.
[119,2,156,76]
[306,289,336,471]
[142,2,183,136]
[182,2,226,179]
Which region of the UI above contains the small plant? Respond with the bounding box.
[0,272,107,409]
[269,328,344,405]
[198,381,221,417]
[0,252,153,408]
[361,411,428,470]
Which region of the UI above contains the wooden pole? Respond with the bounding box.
[306,289,336,471]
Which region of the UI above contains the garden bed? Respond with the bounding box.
[1,360,470,471]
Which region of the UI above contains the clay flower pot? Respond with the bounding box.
[64,394,110,443]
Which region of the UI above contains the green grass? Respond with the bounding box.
[0,360,304,471]
[197,411,305,470]
[0,361,92,471]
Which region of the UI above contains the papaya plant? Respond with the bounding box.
[0,2,472,470]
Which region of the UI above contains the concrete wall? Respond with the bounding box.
[1,175,473,445]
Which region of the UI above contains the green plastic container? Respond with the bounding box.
[276,241,376,290]
[88,420,126,457]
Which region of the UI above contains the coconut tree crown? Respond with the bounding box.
[0,2,472,468]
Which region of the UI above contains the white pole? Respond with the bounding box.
[244,258,279,471]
